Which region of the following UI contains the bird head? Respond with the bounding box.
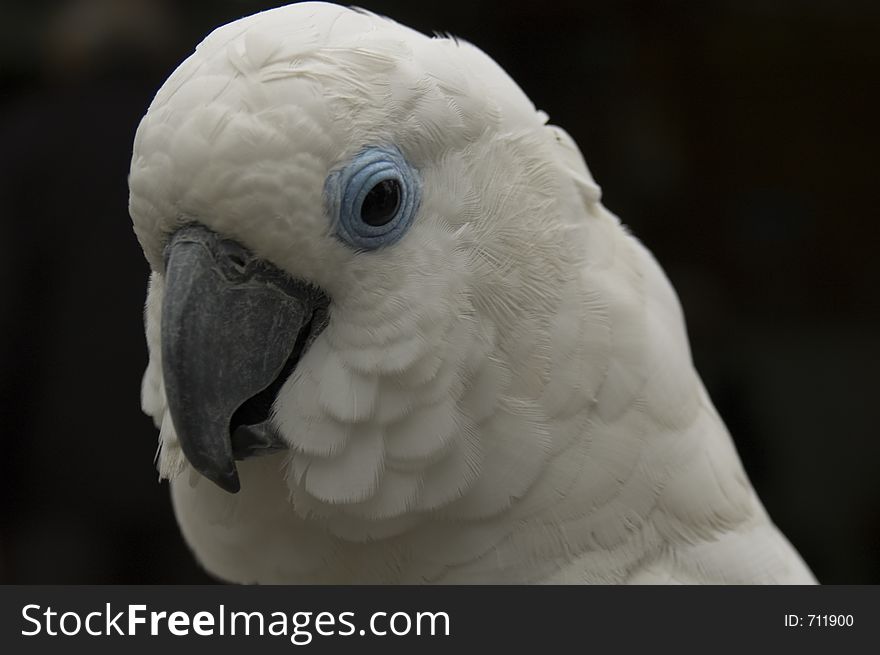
[130,2,605,538]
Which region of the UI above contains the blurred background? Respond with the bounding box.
[0,0,877,583]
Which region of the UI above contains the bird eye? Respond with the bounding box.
[361,179,401,227]
[325,145,420,250]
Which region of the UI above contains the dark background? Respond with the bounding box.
[0,0,877,584]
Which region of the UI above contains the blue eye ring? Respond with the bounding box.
[325,145,421,250]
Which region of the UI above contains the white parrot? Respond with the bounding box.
[128,2,816,584]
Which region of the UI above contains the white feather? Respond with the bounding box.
[131,2,816,584]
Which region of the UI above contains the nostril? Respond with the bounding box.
[219,239,251,273]
[229,253,247,270]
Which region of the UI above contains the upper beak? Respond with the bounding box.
[160,224,329,493]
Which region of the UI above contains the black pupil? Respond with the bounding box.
[360,179,401,226]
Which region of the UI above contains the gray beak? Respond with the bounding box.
[161,224,329,493]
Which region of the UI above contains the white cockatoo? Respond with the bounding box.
[128,2,816,584]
